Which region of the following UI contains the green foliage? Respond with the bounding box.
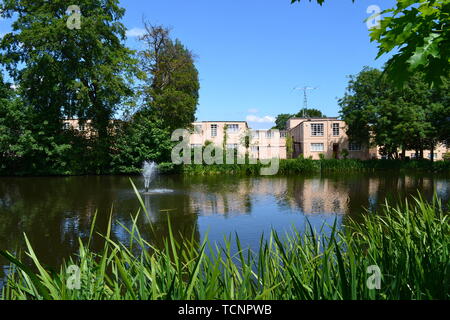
[295,108,326,118]
[139,23,200,133]
[111,114,174,174]
[181,158,450,176]
[341,149,349,160]
[274,109,326,130]
[273,113,293,130]
[1,190,448,300]
[339,67,449,159]
[286,135,294,158]
[0,0,137,174]
[443,152,450,161]
[292,0,450,86]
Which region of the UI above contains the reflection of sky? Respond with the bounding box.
[197,194,343,254]
[436,181,449,201]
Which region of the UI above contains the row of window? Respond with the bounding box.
[196,124,287,139]
[310,142,362,152]
[311,123,341,137]
[411,153,438,159]
[63,123,86,131]
[190,145,282,152]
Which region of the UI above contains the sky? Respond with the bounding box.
[0,0,396,129]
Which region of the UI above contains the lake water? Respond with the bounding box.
[1,172,449,288]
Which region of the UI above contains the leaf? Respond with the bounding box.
[408,33,442,69]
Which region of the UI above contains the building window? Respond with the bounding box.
[311,143,324,152]
[428,153,438,159]
[280,131,287,138]
[227,124,239,133]
[348,142,362,151]
[79,124,85,131]
[211,124,218,137]
[266,131,273,139]
[227,144,238,150]
[411,153,416,159]
[63,122,70,130]
[332,123,340,136]
[251,146,259,153]
[251,131,259,139]
[311,123,324,137]
[194,125,202,134]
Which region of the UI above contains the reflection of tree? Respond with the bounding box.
[0,176,125,268]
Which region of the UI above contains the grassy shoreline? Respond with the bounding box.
[1,186,448,300]
[181,159,450,176]
[1,159,449,177]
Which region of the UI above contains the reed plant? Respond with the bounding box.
[1,182,448,300]
[181,158,450,176]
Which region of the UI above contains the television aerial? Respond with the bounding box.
[293,86,318,117]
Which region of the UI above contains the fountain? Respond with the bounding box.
[142,161,157,193]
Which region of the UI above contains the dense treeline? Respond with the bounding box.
[339,68,450,160]
[0,1,199,176]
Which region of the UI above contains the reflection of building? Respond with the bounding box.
[291,178,350,214]
[188,178,291,216]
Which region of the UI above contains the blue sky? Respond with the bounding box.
[0,0,396,129]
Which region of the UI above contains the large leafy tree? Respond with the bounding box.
[0,0,137,173]
[139,23,200,133]
[339,67,449,159]
[292,0,450,86]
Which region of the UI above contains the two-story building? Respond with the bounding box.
[189,121,287,160]
[287,117,372,160]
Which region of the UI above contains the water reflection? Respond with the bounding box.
[0,172,449,286]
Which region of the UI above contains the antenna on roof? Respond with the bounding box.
[293,86,318,117]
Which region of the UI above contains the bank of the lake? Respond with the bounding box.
[1,159,449,177]
[180,159,450,176]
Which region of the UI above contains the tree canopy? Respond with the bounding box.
[139,23,200,133]
[292,0,450,86]
[0,0,137,173]
[339,67,450,159]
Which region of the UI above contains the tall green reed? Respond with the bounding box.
[1,182,448,300]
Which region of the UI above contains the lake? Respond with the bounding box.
[1,172,449,288]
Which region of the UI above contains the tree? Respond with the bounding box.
[273,108,326,130]
[273,114,293,130]
[292,0,450,86]
[0,0,137,173]
[139,23,200,133]
[295,108,326,118]
[339,67,448,159]
[111,112,173,174]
